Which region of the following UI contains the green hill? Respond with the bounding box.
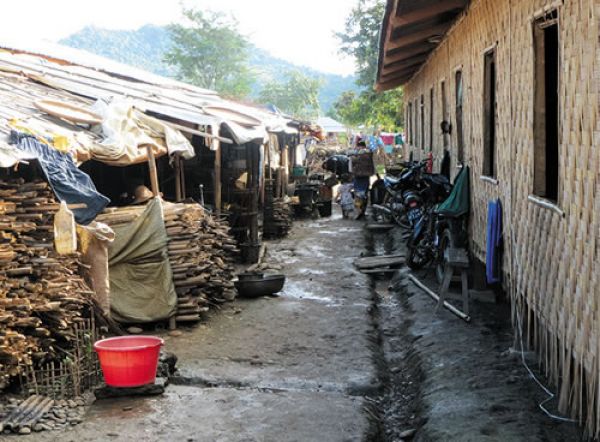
[60,25,357,112]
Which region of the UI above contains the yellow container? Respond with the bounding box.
[54,201,77,255]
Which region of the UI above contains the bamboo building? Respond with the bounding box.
[377,0,599,437]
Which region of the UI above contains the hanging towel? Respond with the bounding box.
[437,165,470,217]
[10,131,110,224]
[486,199,502,284]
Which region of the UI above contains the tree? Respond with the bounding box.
[336,0,385,88]
[164,9,254,99]
[333,0,404,131]
[258,70,322,120]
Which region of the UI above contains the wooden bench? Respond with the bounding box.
[437,247,470,316]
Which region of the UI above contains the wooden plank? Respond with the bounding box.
[353,254,406,269]
[381,53,431,77]
[360,268,398,274]
[385,23,451,52]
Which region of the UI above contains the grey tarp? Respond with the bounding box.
[108,198,177,323]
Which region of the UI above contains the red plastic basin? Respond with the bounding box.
[94,336,164,387]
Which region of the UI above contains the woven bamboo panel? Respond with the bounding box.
[400,0,599,436]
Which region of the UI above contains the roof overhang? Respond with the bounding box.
[375,0,469,91]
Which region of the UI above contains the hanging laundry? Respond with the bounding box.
[486,199,502,284]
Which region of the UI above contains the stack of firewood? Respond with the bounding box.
[163,203,237,324]
[97,201,238,325]
[0,179,93,387]
[263,198,292,239]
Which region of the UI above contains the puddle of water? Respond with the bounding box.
[281,280,333,303]
[294,245,327,259]
[295,268,326,275]
[318,227,360,236]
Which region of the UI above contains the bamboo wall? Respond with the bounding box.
[401,0,599,436]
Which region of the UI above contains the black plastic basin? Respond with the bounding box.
[234,274,286,298]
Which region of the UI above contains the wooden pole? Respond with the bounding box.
[249,144,259,249]
[179,155,186,200]
[259,143,265,207]
[211,125,222,216]
[145,145,160,197]
[281,144,289,197]
[174,154,182,202]
[145,144,176,330]
[162,120,233,144]
[408,274,471,322]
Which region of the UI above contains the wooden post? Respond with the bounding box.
[179,154,186,200]
[211,125,222,216]
[259,143,265,207]
[174,154,182,202]
[281,145,289,197]
[249,144,259,246]
[146,144,176,331]
[145,145,160,197]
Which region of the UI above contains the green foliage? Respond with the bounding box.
[336,0,385,88]
[333,0,404,131]
[164,9,254,99]
[330,89,403,132]
[258,70,322,120]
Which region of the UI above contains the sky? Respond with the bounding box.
[0,0,358,76]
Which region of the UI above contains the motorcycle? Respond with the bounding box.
[372,160,452,230]
[406,166,470,282]
[371,161,427,228]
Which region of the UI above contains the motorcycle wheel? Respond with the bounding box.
[407,240,432,270]
[370,206,392,224]
[435,230,453,284]
[396,213,411,230]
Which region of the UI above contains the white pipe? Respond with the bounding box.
[408,273,471,322]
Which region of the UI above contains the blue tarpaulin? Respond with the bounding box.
[10,131,109,224]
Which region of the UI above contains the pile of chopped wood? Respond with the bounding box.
[164,203,238,324]
[0,179,93,387]
[97,201,238,325]
[263,198,292,239]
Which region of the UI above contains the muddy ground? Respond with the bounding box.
[17,208,583,441]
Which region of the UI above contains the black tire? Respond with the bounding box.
[318,201,333,217]
[397,212,411,230]
[371,206,392,224]
[436,229,453,284]
[407,240,432,270]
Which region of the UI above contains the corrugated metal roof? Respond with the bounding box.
[0,38,217,95]
[0,44,299,143]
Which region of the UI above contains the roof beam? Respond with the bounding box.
[381,53,430,77]
[385,23,451,52]
[380,65,421,83]
[384,43,434,65]
[391,0,466,27]
[376,74,413,92]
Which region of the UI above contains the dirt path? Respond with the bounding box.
[16,209,583,441]
[19,211,381,441]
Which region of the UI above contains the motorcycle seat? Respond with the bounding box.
[435,207,464,218]
[384,175,401,186]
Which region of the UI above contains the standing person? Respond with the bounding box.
[352,175,370,220]
[336,174,354,219]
